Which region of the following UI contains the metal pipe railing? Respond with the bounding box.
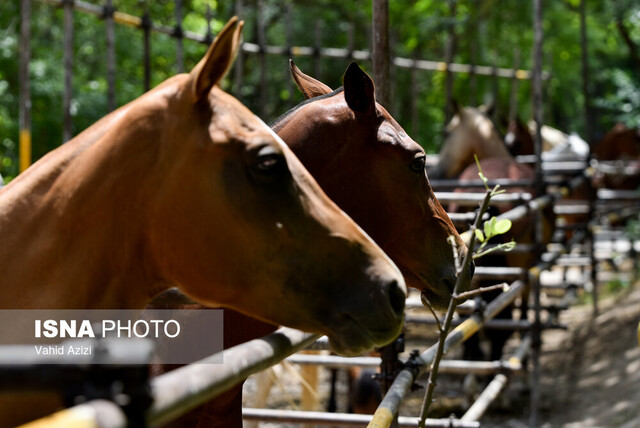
[367,233,580,428]
[38,0,539,81]
[242,408,480,427]
[148,327,319,426]
[460,335,532,422]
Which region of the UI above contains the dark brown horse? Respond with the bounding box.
[156,62,473,427]
[0,19,408,426]
[592,123,640,190]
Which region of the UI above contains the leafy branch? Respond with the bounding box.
[417,156,515,427]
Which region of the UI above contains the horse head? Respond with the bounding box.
[430,104,510,179]
[272,61,473,309]
[0,18,407,357]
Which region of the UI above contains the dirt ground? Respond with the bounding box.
[243,282,640,427]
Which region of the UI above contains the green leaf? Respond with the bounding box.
[484,217,496,238]
[474,229,485,243]
[493,219,512,235]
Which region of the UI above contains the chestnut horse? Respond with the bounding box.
[0,19,408,426]
[430,104,548,365]
[155,62,473,427]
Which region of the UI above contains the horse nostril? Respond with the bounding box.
[388,280,406,319]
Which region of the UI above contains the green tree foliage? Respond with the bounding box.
[1,0,638,183]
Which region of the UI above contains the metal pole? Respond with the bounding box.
[233,0,244,97]
[508,48,521,121]
[63,0,74,142]
[530,0,544,425]
[313,20,322,80]
[243,408,479,428]
[142,6,151,92]
[461,335,532,422]
[372,0,390,106]
[444,0,457,122]
[285,3,293,100]
[148,328,320,426]
[174,0,184,73]
[579,0,593,143]
[105,0,116,112]
[257,0,267,118]
[19,0,32,173]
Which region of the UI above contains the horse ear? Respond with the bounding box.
[190,17,244,103]
[343,62,376,115]
[450,99,462,117]
[289,60,333,99]
[479,101,495,118]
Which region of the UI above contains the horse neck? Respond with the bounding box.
[476,129,512,160]
[0,95,171,309]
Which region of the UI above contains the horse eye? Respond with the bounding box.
[255,146,284,172]
[411,156,426,173]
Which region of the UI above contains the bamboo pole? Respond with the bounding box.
[19,0,31,173]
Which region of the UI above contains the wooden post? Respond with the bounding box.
[233,0,244,98]
[257,0,267,118]
[63,0,74,142]
[19,0,31,173]
[530,0,544,427]
[105,0,116,112]
[444,0,457,122]
[508,48,521,121]
[142,6,151,92]
[372,0,390,106]
[175,0,184,73]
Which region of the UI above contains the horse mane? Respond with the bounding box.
[270,87,344,132]
[1,76,185,197]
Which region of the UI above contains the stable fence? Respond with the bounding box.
[18,157,640,427]
[12,1,640,427]
[18,0,542,173]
